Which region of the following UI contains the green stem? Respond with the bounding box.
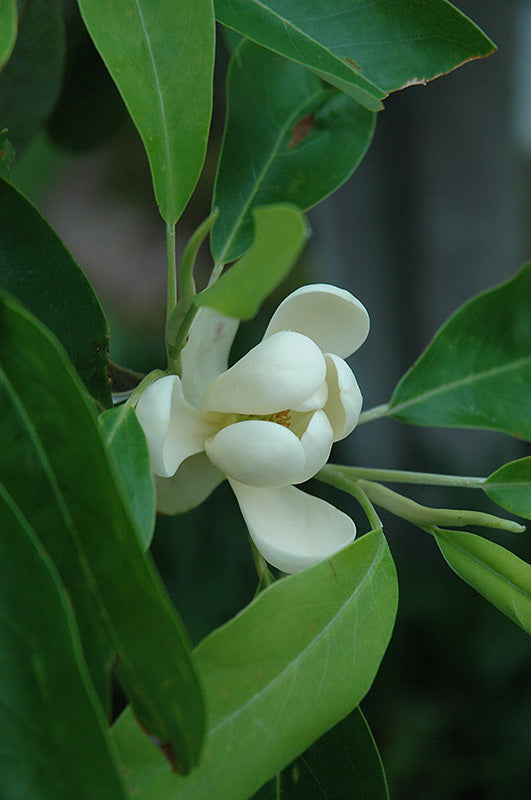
[250,539,276,593]
[346,481,383,531]
[165,222,177,340]
[165,210,219,374]
[316,467,525,534]
[321,464,485,489]
[358,403,390,424]
[315,467,381,530]
[356,479,525,534]
[179,211,218,301]
[167,304,199,374]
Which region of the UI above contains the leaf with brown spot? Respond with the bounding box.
[288,113,314,149]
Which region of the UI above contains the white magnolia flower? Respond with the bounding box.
[135,284,370,573]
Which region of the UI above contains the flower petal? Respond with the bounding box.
[201,331,326,415]
[155,453,225,514]
[292,380,328,412]
[180,307,239,408]
[230,480,356,573]
[264,284,370,358]
[205,420,305,488]
[135,375,211,478]
[324,354,363,441]
[296,409,334,483]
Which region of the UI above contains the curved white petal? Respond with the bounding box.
[155,453,225,514]
[135,375,211,478]
[324,354,363,441]
[295,410,334,484]
[229,480,356,573]
[292,380,328,412]
[264,284,370,359]
[201,331,326,415]
[135,375,175,477]
[205,420,305,488]
[180,307,240,408]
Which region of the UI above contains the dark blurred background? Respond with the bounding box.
[11,0,531,796]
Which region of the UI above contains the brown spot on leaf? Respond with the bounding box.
[345,56,362,71]
[288,113,315,150]
[160,741,181,772]
[138,719,182,773]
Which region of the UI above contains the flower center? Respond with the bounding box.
[238,409,292,428]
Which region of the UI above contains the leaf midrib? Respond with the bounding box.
[216,85,324,264]
[205,532,386,737]
[438,535,531,602]
[390,354,531,416]
[220,0,378,93]
[132,0,173,206]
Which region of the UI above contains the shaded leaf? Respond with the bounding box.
[214,0,495,111]
[197,205,309,319]
[0,129,15,178]
[77,0,215,224]
[388,264,531,441]
[0,487,128,800]
[0,0,16,69]
[211,40,376,263]
[484,457,531,520]
[0,178,112,408]
[0,0,64,153]
[434,528,531,635]
[253,707,389,799]
[0,294,205,773]
[113,528,398,800]
[48,5,129,152]
[99,405,156,550]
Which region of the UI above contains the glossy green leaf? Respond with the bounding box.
[252,707,389,799]
[0,487,128,800]
[0,178,112,409]
[211,40,376,263]
[0,294,205,773]
[388,264,531,440]
[77,0,215,224]
[0,0,64,153]
[197,205,309,319]
[214,0,495,111]
[0,0,16,69]
[434,528,531,635]
[483,457,531,520]
[99,405,156,550]
[113,528,398,800]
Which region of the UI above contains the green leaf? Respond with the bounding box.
[197,205,309,319]
[0,0,64,153]
[99,405,156,550]
[0,178,112,409]
[0,487,128,800]
[113,528,398,800]
[252,707,389,799]
[47,6,129,152]
[388,264,531,440]
[214,0,495,112]
[211,40,376,263]
[483,457,531,521]
[0,0,16,69]
[434,528,531,635]
[0,129,15,178]
[77,0,215,224]
[0,293,205,773]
